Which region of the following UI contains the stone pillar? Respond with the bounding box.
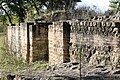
[20,23,29,62]
[15,23,20,56]
[7,25,12,52]
[49,21,70,65]
[10,24,16,54]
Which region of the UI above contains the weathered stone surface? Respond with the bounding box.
[7,16,120,69]
[7,21,51,63]
[69,20,120,69]
[48,21,70,65]
[29,23,50,62]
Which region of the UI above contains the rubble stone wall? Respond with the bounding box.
[7,21,51,63]
[70,20,120,69]
[7,17,120,69]
[29,23,49,62]
[48,22,70,65]
[48,19,120,68]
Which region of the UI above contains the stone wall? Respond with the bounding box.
[29,22,50,62]
[48,19,120,69]
[69,20,120,69]
[7,21,51,63]
[7,16,120,69]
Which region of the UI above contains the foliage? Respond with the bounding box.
[74,6,103,19]
[109,0,120,14]
[0,0,81,24]
[45,0,81,11]
[104,10,114,16]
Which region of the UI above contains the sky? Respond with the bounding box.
[77,0,110,12]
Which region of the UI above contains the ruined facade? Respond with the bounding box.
[7,16,120,69]
[7,21,51,62]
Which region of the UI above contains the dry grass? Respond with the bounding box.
[0,33,48,72]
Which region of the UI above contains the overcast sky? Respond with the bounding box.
[77,0,110,12]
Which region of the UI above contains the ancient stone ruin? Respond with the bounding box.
[7,16,120,69]
[7,20,51,63]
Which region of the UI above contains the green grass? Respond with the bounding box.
[0,33,48,72]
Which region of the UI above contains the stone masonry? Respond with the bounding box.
[29,21,51,62]
[48,21,70,65]
[7,20,51,63]
[7,16,120,69]
[69,19,120,69]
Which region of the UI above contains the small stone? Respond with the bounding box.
[72,62,79,65]
[66,64,72,68]
[95,72,102,75]
[103,71,110,74]
[101,68,107,71]
[111,69,120,74]
[71,66,78,70]
[46,66,51,70]
[96,65,105,68]
[51,67,56,71]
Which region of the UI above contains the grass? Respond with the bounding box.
[0,33,48,72]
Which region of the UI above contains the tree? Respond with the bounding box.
[0,1,12,24]
[44,0,81,11]
[0,0,82,24]
[74,6,99,19]
[0,0,26,23]
[0,0,43,23]
[109,0,120,14]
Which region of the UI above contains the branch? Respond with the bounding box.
[31,0,40,15]
[1,6,12,24]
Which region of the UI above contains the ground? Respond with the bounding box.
[0,33,48,72]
